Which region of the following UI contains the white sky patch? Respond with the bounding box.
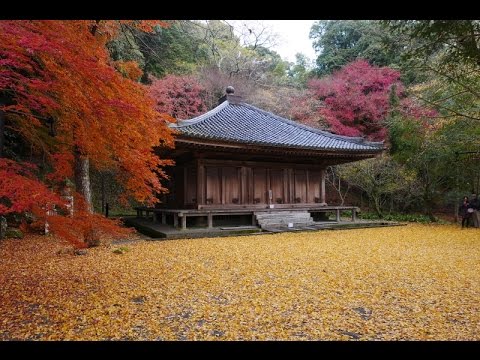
[227,20,317,64]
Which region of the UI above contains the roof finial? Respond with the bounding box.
[226,86,235,95]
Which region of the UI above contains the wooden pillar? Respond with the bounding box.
[197,161,205,207]
[173,213,179,228]
[336,209,341,222]
[283,169,289,203]
[247,167,254,204]
[305,170,310,203]
[221,168,225,205]
[266,168,271,205]
[288,169,294,204]
[252,213,257,226]
[161,212,166,224]
[207,213,213,228]
[183,166,188,208]
[320,168,327,205]
[241,166,248,204]
[181,215,187,230]
[352,208,357,222]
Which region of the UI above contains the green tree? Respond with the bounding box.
[388,114,461,219]
[337,154,415,217]
[310,20,399,76]
[385,20,480,123]
[108,21,208,81]
[386,20,480,68]
[287,53,313,88]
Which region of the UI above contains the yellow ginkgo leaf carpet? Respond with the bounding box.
[1,224,479,340]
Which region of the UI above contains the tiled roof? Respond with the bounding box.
[170,98,384,152]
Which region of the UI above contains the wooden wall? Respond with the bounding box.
[176,159,326,208]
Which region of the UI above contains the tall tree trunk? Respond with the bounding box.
[423,182,436,221]
[74,146,93,213]
[101,173,106,215]
[373,195,383,218]
[70,20,102,214]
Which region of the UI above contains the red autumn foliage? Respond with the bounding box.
[149,75,207,120]
[0,158,64,216]
[115,60,144,81]
[0,20,175,206]
[0,20,176,246]
[289,91,328,130]
[308,60,401,140]
[0,158,132,249]
[45,152,74,186]
[292,60,436,141]
[46,195,134,249]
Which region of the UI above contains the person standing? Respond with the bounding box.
[459,196,472,228]
[470,194,480,228]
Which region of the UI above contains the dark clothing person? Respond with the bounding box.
[471,196,480,210]
[459,197,472,228]
[470,195,480,228]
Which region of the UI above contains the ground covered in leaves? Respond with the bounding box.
[1,224,479,340]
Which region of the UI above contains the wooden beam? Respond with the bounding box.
[199,158,327,170]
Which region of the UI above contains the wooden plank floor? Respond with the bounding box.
[124,216,402,239]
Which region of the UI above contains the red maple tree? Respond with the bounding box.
[0,159,64,216]
[149,75,207,120]
[308,60,402,140]
[0,20,174,204]
[293,60,437,141]
[0,20,174,246]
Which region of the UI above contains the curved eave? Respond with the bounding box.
[175,135,384,156]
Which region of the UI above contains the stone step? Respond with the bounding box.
[256,213,312,217]
[255,210,311,214]
[256,215,312,221]
[257,219,312,223]
[257,220,313,225]
[259,223,314,228]
[257,219,313,224]
[257,218,313,221]
[255,210,314,230]
[255,211,311,216]
[219,226,259,230]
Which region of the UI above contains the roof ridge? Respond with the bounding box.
[171,100,229,128]
[241,103,384,148]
